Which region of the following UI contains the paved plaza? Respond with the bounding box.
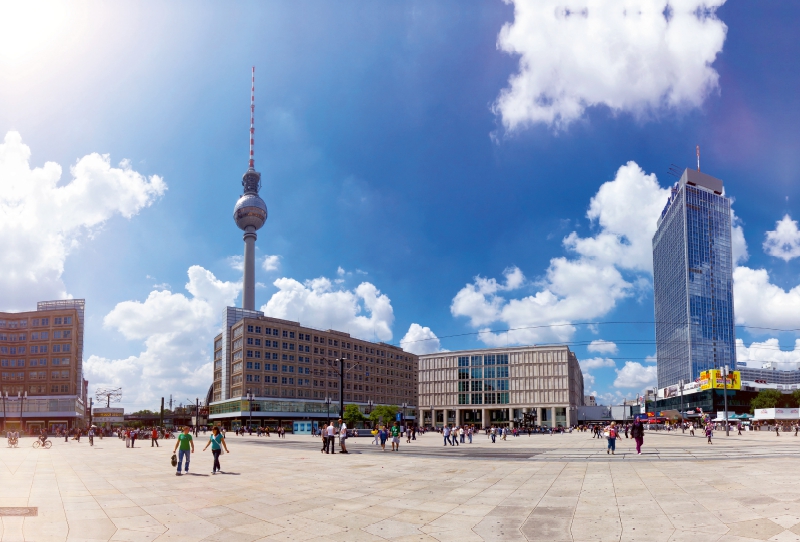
[2,430,800,541]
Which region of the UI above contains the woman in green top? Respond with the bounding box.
[203,426,230,474]
[173,426,195,476]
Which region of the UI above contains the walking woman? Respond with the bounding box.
[173,426,195,475]
[631,418,644,455]
[203,426,229,474]
[705,423,713,444]
[606,422,618,455]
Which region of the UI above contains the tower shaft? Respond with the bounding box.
[243,228,257,311]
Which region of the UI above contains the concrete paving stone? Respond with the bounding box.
[569,516,622,541]
[520,515,572,542]
[726,519,785,540]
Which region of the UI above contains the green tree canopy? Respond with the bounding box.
[792,389,800,407]
[369,405,398,426]
[343,404,365,427]
[751,389,783,412]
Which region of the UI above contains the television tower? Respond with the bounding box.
[233,67,267,310]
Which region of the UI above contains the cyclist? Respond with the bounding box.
[39,428,48,446]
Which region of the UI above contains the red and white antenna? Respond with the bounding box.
[696,145,700,172]
[249,66,255,169]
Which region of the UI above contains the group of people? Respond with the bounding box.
[234,426,286,437]
[173,425,231,476]
[320,418,351,453]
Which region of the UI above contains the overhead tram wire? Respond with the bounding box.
[395,320,800,348]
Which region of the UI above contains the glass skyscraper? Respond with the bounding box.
[652,168,736,389]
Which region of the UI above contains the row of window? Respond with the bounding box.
[457,392,510,405]
[457,354,510,367]
[457,367,510,379]
[0,317,73,329]
[1,359,70,367]
[458,380,509,391]
[1,371,70,381]
[2,385,71,394]
[0,344,71,355]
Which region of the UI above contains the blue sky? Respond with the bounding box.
[3,1,800,408]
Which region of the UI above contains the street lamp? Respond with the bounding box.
[402,402,408,428]
[19,392,26,433]
[246,390,254,431]
[321,357,362,419]
[367,400,374,428]
[678,379,685,433]
[722,365,730,437]
[324,397,332,424]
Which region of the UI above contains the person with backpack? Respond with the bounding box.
[202,426,229,474]
[606,422,617,455]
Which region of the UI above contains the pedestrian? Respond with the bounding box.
[173,426,195,475]
[606,422,617,455]
[491,426,496,443]
[406,426,412,444]
[326,421,336,454]
[443,426,450,446]
[705,423,713,444]
[203,426,229,474]
[152,427,160,447]
[776,425,780,437]
[339,418,349,454]
[631,418,644,455]
[737,424,742,436]
[88,427,94,446]
[624,425,629,439]
[451,426,459,446]
[379,425,388,451]
[689,423,695,436]
[391,421,401,451]
[467,426,473,444]
[130,429,136,448]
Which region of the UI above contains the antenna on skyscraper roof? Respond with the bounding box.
[249,66,255,170]
[696,145,700,172]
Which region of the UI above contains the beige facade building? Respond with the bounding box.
[0,299,87,432]
[209,311,419,429]
[418,345,584,428]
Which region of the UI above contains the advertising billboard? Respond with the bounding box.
[699,370,741,391]
[92,407,124,423]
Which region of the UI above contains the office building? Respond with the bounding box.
[0,299,87,431]
[418,345,584,428]
[209,314,419,428]
[652,168,736,389]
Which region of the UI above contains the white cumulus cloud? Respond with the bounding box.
[400,324,442,355]
[587,340,618,355]
[451,162,666,345]
[763,214,800,262]
[736,338,800,370]
[85,266,240,408]
[494,0,727,131]
[261,276,394,342]
[262,255,281,272]
[613,361,657,390]
[580,357,617,370]
[733,266,800,330]
[0,131,166,310]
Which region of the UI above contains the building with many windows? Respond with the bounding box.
[652,168,736,389]
[418,346,584,428]
[209,312,419,429]
[0,299,87,432]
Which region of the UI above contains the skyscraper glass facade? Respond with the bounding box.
[652,169,736,389]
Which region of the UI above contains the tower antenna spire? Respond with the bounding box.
[696,145,700,172]
[249,66,255,170]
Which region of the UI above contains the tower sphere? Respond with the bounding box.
[233,193,267,231]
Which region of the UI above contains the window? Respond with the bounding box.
[255,351,261,359]
[41,318,49,326]
[471,355,482,366]
[247,350,254,358]
[282,342,288,349]
[247,325,254,333]
[272,353,279,360]
[272,329,278,335]
[282,365,288,372]
[471,393,482,405]
[41,332,48,340]
[254,362,261,370]
[289,332,295,339]
[458,356,469,367]
[54,331,62,339]
[282,330,288,338]
[64,317,72,324]
[289,344,295,351]
[247,338,254,345]
[458,368,469,380]
[232,362,243,373]
[246,362,253,369]
[471,380,482,392]
[255,326,262,333]
[471,367,482,379]
[255,339,261,346]
[281,377,287,384]
[458,393,469,405]
[54,318,62,325]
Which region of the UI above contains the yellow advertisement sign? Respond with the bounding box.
[699,369,740,390]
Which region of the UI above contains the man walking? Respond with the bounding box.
[391,421,401,451]
[443,425,450,446]
[88,427,94,446]
[326,421,336,454]
[152,427,160,447]
[339,418,349,454]
[173,426,194,475]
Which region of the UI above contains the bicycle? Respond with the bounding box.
[32,440,52,449]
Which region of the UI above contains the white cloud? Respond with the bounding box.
[731,210,749,265]
[262,255,281,272]
[763,214,800,262]
[582,372,595,389]
[0,131,166,310]
[587,340,618,355]
[451,162,665,345]
[494,0,727,131]
[400,324,442,355]
[580,357,616,370]
[613,361,657,390]
[261,276,394,342]
[736,338,800,370]
[85,266,240,408]
[227,255,243,272]
[733,266,800,330]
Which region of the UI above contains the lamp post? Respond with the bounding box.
[367,400,374,428]
[679,379,685,433]
[19,392,26,433]
[321,357,361,420]
[723,365,730,437]
[246,390,254,431]
[401,402,408,428]
[2,392,6,432]
[324,397,331,424]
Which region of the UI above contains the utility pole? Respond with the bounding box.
[723,366,730,437]
[160,397,164,428]
[339,359,344,419]
[88,397,93,428]
[195,398,200,436]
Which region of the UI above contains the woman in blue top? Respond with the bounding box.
[202,426,230,474]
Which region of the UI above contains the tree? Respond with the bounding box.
[343,404,365,427]
[369,405,398,426]
[792,389,800,407]
[751,389,783,412]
